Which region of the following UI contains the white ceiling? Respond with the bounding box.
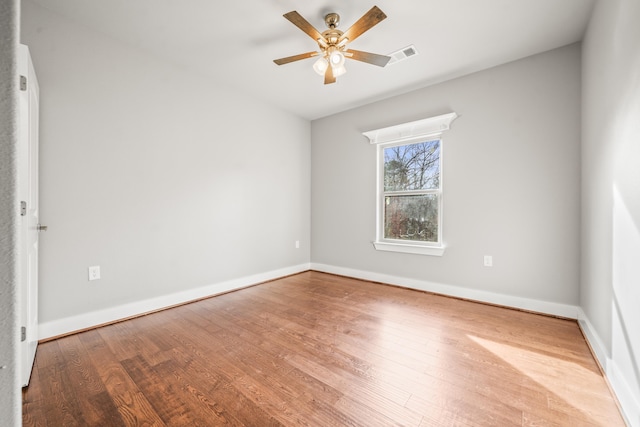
[29,0,595,120]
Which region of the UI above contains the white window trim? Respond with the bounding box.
[363,112,458,256]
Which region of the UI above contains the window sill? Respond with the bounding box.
[373,241,445,256]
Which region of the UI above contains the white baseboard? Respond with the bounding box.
[38,263,311,340]
[578,309,639,427]
[610,361,640,427]
[577,309,610,371]
[311,263,579,319]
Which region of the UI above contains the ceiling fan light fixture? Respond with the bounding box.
[329,49,345,66]
[313,56,329,75]
[331,62,347,77]
[327,48,347,77]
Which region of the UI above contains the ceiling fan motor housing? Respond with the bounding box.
[321,13,344,48]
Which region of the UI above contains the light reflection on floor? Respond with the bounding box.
[467,334,620,425]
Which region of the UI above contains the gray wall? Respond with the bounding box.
[582,0,640,421]
[21,1,311,326]
[0,0,20,425]
[311,44,581,306]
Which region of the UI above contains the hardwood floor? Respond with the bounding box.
[22,271,625,426]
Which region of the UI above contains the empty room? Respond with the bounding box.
[1,0,639,425]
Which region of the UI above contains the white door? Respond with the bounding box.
[18,44,40,387]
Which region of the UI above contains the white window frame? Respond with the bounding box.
[363,112,458,256]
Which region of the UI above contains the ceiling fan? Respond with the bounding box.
[273,6,391,85]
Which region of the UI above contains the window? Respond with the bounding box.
[383,139,441,242]
[363,113,458,256]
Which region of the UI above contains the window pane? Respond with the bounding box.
[384,140,440,191]
[384,194,438,242]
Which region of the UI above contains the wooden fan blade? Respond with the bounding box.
[324,64,336,84]
[338,6,387,45]
[273,51,319,65]
[283,11,324,42]
[345,49,391,67]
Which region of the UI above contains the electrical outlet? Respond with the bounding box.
[88,265,101,281]
[484,255,493,267]
[295,240,300,249]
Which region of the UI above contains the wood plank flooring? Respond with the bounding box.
[22,271,625,426]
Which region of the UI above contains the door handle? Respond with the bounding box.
[37,224,47,232]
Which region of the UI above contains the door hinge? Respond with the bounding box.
[20,75,27,91]
[20,201,27,216]
[21,326,26,342]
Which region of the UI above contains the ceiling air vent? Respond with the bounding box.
[387,45,419,65]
